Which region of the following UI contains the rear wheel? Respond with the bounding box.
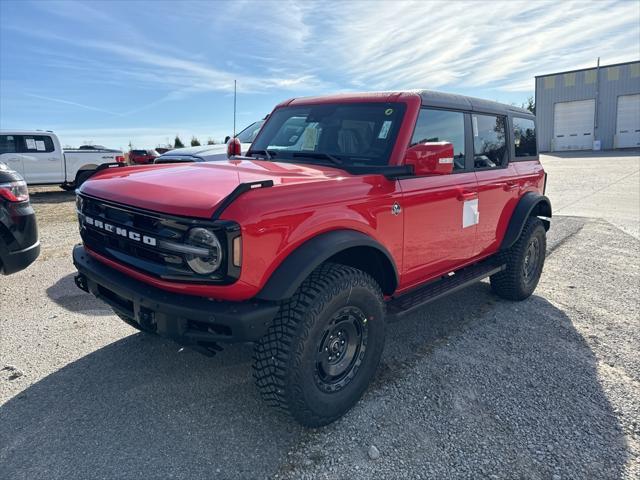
[491,216,546,300]
[253,263,385,427]
[75,170,94,188]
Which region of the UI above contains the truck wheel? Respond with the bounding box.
[114,311,156,334]
[75,170,93,188]
[253,263,385,427]
[491,216,546,301]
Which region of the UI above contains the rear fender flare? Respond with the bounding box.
[501,192,552,250]
[75,164,98,180]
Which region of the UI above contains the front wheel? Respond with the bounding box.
[491,216,546,300]
[253,263,386,427]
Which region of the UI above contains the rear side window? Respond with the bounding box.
[513,117,537,157]
[411,109,466,170]
[21,135,55,153]
[0,135,17,154]
[472,114,507,169]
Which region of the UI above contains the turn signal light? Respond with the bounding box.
[115,155,125,163]
[0,180,29,202]
[232,236,242,267]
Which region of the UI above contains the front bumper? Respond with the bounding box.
[73,244,280,346]
[0,241,40,275]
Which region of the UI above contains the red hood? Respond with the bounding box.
[79,160,346,218]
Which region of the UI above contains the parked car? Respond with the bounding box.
[155,147,172,155]
[0,131,124,189]
[154,120,265,164]
[0,162,39,275]
[128,149,159,165]
[73,90,550,427]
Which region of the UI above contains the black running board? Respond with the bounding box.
[386,259,505,319]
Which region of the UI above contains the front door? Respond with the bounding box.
[0,134,24,176]
[399,108,477,289]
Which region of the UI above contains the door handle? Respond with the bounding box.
[48,157,59,161]
[504,181,519,191]
[457,190,478,201]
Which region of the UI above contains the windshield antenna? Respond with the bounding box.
[233,79,237,138]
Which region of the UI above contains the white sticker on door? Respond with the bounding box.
[25,138,36,150]
[463,198,479,228]
[35,140,46,151]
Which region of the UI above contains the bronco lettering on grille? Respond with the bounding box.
[83,215,157,246]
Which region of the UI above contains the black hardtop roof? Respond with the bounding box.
[417,90,532,117]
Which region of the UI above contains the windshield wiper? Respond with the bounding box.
[248,149,276,160]
[292,152,342,165]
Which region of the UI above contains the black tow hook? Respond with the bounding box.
[74,274,89,293]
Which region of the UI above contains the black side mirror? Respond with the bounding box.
[224,136,231,144]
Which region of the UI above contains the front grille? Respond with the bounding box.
[77,194,234,283]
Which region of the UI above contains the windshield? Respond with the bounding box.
[250,103,406,166]
[236,120,266,143]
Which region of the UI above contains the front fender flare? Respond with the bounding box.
[256,229,399,301]
[501,192,552,250]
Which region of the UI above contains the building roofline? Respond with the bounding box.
[535,59,639,78]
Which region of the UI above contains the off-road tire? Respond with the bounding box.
[253,262,386,427]
[115,311,156,334]
[491,216,546,300]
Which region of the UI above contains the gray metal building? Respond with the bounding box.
[535,60,640,152]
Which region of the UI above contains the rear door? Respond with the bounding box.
[472,113,521,257]
[399,108,478,288]
[20,134,62,183]
[0,134,23,175]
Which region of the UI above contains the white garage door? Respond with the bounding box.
[553,99,595,151]
[616,94,640,148]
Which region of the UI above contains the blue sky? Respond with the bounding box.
[1,0,639,150]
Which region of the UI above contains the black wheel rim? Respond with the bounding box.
[523,236,540,284]
[315,306,368,393]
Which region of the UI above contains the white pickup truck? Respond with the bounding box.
[0,131,124,189]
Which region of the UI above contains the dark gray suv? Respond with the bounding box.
[0,162,39,275]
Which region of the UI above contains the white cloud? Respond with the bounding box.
[287,0,640,93]
[24,93,121,116]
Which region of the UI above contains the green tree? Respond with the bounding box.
[522,96,535,115]
[207,138,217,145]
[174,135,184,148]
[191,136,201,147]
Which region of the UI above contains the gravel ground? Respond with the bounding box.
[1,153,638,479]
[275,217,639,480]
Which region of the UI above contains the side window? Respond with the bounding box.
[0,135,17,154]
[472,114,507,169]
[411,109,466,170]
[513,117,537,158]
[21,135,55,153]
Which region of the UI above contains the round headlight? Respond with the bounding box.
[185,228,222,274]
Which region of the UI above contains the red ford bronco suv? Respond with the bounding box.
[73,91,550,426]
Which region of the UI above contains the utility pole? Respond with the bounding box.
[594,57,600,142]
[233,80,237,138]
